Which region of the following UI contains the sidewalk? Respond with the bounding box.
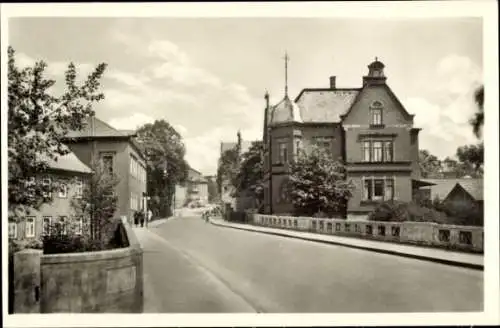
[146,217,171,228]
[210,217,483,270]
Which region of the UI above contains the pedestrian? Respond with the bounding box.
[148,209,153,224]
[133,211,139,227]
[139,210,145,228]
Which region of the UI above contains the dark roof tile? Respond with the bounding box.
[295,89,360,123]
[65,116,135,138]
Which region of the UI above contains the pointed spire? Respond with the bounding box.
[283,51,290,97]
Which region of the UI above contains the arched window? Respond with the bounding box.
[370,101,383,126]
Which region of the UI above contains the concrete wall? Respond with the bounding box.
[11,220,143,313]
[12,249,42,313]
[252,214,483,252]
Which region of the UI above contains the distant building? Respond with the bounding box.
[443,180,483,224]
[419,178,482,202]
[62,116,147,224]
[8,151,93,241]
[174,167,209,208]
[218,132,255,209]
[416,178,483,225]
[263,57,429,219]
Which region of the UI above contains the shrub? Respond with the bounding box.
[42,218,125,254]
[43,234,105,254]
[8,238,43,256]
[228,211,247,223]
[368,201,448,224]
[441,201,483,226]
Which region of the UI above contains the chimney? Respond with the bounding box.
[329,76,336,89]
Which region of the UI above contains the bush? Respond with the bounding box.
[8,238,43,256]
[228,211,247,223]
[43,234,105,254]
[368,201,448,224]
[441,202,483,226]
[42,218,126,254]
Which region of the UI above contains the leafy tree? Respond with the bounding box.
[234,141,264,206]
[470,85,484,139]
[135,120,189,217]
[216,132,244,198]
[418,149,442,178]
[456,143,484,175]
[216,146,240,196]
[71,157,120,242]
[206,176,219,203]
[8,46,107,220]
[288,146,354,217]
[441,157,466,178]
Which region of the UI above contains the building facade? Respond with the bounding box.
[8,152,93,242]
[174,167,209,208]
[263,58,427,219]
[63,116,147,224]
[218,134,253,207]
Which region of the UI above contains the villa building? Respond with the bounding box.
[263,57,430,219]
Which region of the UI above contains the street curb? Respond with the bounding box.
[210,220,484,271]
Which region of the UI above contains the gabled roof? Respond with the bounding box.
[421,178,483,201]
[65,116,136,139]
[294,88,360,123]
[340,84,414,121]
[42,151,93,174]
[452,179,483,201]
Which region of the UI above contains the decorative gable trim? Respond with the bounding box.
[340,84,414,123]
[339,85,367,121]
[384,84,414,121]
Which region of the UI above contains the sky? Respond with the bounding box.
[8,17,483,175]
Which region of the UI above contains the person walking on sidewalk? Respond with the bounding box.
[139,210,145,228]
[148,209,153,225]
[133,211,139,227]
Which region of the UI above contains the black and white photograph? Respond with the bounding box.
[1,1,499,327]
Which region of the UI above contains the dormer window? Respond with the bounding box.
[370,101,384,127]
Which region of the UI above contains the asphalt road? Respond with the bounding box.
[137,215,483,313]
